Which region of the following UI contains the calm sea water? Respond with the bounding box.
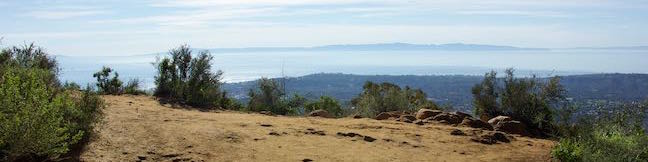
[57,49,648,89]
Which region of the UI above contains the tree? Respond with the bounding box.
[153,45,228,109]
[471,68,567,132]
[305,96,343,117]
[0,43,103,161]
[352,81,438,117]
[472,70,501,121]
[93,66,123,95]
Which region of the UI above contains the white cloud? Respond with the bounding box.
[455,10,570,18]
[24,10,108,19]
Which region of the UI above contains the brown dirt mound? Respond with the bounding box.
[80,95,555,162]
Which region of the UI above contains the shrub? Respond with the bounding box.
[92,66,123,95]
[552,102,648,161]
[123,78,146,95]
[305,96,343,117]
[472,68,566,133]
[153,45,228,109]
[351,81,438,117]
[247,78,306,115]
[0,44,103,161]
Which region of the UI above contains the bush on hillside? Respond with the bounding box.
[0,44,103,161]
[153,45,230,109]
[247,78,306,115]
[305,96,343,117]
[552,102,648,161]
[472,68,566,133]
[305,96,341,114]
[351,81,438,118]
[93,66,123,95]
[123,78,147,95]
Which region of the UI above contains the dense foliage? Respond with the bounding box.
[351,81,438,117]
[247,78,305,115]
[93,66,123,95]
[0,44,103,161]
[305,96,343,117]
[552,102,648,161]
[472,69,567,133]
[223,73,648,112]
[153,45,233,109]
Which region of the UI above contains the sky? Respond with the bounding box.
[1,0,648,56]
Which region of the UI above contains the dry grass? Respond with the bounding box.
[80,95,555,162]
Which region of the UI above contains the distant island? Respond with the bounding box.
[202,43,549,53]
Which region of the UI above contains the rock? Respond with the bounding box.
[493,120,528,136]
[363,136,377,142]
[400,115,416,123]
[375,112,393,120]
[337,132,362,138]
[415,109,442,119]
[460,117,494,130]
[450,129,465,136]
[431,113,463,124]
[451,111,472,119]
[307,109,330,118]
[375,111,403,120]
[488,116,513,125]
[471,134,497,145]
[260,111,273,115]
[303,159,313,162]
[260,124,273,127]
[491,131,511,143]
[269,131,281,136]
[414,120,425,125]
[137,155,147,160]
[351,114,363,119]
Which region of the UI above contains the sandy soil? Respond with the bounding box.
[79,95,555,162]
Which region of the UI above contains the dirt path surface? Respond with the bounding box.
[80,95,555,162]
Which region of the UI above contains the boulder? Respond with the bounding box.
[375,112,392,120]
[400,115,417,123]
[450,129,465,136]
[487,116,513,125]
[460,117,494,130]
[375,111,401,120]
[415,109,442,119]
[350,114,363,119]
[414,120,425,125]
[451,111,472,119]
[431,112,463,124]
[307,109,330,118]
[471,131,512,145]
[493,120,528,136]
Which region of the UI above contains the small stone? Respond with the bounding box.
[450,129,465,136]
[137,155,147,160]
[363,136,377,142]
[303,158,314,162]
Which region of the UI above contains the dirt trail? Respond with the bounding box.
[79,95,555,162]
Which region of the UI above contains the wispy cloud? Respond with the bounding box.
[25,10,109,19]
[455,10,570,18]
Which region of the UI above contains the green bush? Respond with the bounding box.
[153,45,228,109]
[123,78,146,95]
[0,44,103,161]
[472,68,566,132]
[93,66,123,95]
[552,102,648,162]
[351,81,438,117]
[305,96,343,117]
[247,78,304,115]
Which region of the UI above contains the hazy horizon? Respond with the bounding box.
[2,0,648,56]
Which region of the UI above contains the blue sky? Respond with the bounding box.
[1,0,647,56]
